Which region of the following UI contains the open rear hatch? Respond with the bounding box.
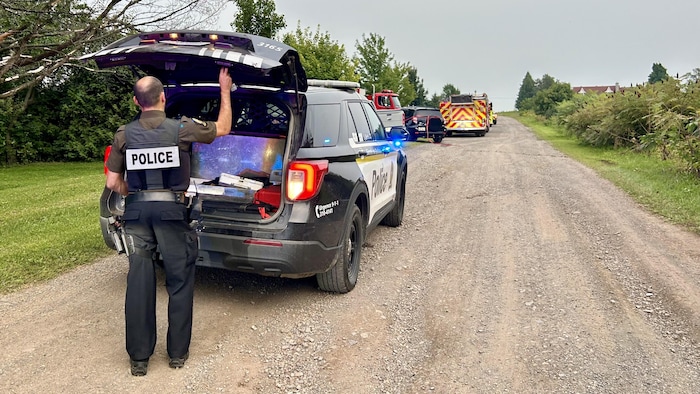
[90,31,309,242]
[80,30,307,91]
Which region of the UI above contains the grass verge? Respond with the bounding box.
[506,112,700,234]
[0,162,112,293]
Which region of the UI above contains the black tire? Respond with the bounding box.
[381,170,406,227]
[433,135,443,143]
[316,205,364,293]
[99,187,117,250]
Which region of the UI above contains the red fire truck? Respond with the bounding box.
[439,93,491,137]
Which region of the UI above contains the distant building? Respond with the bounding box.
[572,83,623,95]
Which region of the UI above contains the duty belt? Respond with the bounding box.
[125,191,186,204]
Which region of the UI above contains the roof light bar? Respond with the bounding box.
[307,79,360,89]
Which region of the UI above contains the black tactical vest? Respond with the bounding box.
[124,118,190,192]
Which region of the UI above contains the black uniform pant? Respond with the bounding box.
[121,200,197,361]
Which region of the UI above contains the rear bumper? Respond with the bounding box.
[196,231,340,277]
[446,127,488,133]
[407,127,445,139]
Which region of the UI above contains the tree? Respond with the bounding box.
[354,33,415,105]
[282,23,358,81]
[230,0,286,38]
[535,74,555,91]
[648,63,669,84]
[426,93,443,108]
[515,72,536,110]
[0,0,227,164]
[354,33,394,91]
[407,67,428,106]
[530,81,574,118]
[442,83,461,99]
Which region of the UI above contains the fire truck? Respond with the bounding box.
[439,93,491,137]
[361,88,405,132]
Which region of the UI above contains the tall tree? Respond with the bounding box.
[442,83,461,99]
[282,23,358,81]
[354,33,415,105]
[535,74,556,91]
[515,72,536,110]
[530,81,574,118]
[648,63,670,84]
[230,0,286,38]
[407,67,428,106]
[0,0,227,164]
[354,33,394,92]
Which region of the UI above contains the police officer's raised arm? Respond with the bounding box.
[214,67,233,137]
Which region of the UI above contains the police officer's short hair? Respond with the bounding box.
[134,76,164,107]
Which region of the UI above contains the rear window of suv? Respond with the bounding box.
[415,109,442,117]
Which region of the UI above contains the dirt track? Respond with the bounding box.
[2,116,700,393]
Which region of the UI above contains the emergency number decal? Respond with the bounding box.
[126,146,180,170]
[315,200,339,219]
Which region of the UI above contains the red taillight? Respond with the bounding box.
[103,146,112,175]
[286,160,329,201]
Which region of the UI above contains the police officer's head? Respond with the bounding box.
[133,76,165,111]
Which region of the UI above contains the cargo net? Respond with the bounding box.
[233,98,289,135]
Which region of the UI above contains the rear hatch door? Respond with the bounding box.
[80,30,307,91]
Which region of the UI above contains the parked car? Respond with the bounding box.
[401,106,445,143]
[86,30,408,293]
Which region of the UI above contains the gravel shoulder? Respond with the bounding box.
[2,116,700,393]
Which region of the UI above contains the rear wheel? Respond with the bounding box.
[381,170,406,227]
[317,206,363,293]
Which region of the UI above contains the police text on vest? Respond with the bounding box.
[125,146,181,170]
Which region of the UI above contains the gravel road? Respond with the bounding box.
[2,116,700,393]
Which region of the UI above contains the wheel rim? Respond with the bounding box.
[346,222,359,283]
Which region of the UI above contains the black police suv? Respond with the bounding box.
[85,30,408,293]
[401,106,446,143]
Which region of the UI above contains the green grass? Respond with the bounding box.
[507,112,700,234]
[0,162,112,293]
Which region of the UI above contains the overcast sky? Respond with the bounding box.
[214,0,700,111]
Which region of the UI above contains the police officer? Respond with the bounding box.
[105,67,233,376]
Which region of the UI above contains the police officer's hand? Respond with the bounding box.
[219,67,233,92]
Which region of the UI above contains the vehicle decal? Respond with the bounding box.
[371,161,394,199]
[315,200,339,219]
[355,149,398,224]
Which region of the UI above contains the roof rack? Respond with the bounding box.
[307,79,360,90]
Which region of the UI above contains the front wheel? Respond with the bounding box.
[317,206,364,293]
[432,135,443,143]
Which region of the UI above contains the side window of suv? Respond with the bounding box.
[363,102,386,141]
[348,101,372,142]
